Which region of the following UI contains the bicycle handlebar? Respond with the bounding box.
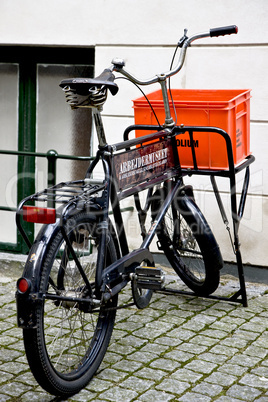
[210,25,238,37]
[112,25,238,86]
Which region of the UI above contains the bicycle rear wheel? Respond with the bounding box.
[23,212,118,397]
[152,186,223,295]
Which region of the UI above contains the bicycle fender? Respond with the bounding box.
[16,202,106,329]
[177,193,224,269]
[16,220,61,329]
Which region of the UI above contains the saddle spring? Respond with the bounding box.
[62,85,108,109]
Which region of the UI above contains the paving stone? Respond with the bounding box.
[178,392,211,402]
[192,382,223,397]
[0,348,22,362]
[0,381,32,397]
[197,352,229,364]
[159,314,186,325]
[190,334,219,347]
[210,320,238,332]
[115,320,144,332]
[108,342,136,356]
[140,341,170,355]
[154,335,182,347]
[112,359,143,373]
[220,335,249,349]
[226,384,262,401]
[0,394,10,402]
[218,363,248,376]
[234,329,261,341]
[86,377,111,392]
[127,350,158,363]
[164,348,194,363]
[209,344,239,356]
[201,329,228,339]
[96,368,128,382]
[137,388,174,401]
[20,391,54,401]
[67,388,98,401]
[205,371,237,387]
[166,309,194,319]
[215,396,242,402]
[132,325,168,339]
[0,361,28,375]
[149,357,181,372]
[183,359,218,374]
[0,371,13,384]
[177,342,208,354]
[117,334,148,348]
[228,354,262,367]
[135,367,166,381]
[120,376,155,392]
[203,308,227,318]
[244,344,268,358]
[240,322,267,333]
[168,328,196,341]
[239,373,268,388]
[251,366,268,377]
[102,350,125,364]
[170,368,203,384]
[98,385,138,401]
[156,378,190,394]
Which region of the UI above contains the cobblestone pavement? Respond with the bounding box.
[0,257,268,402]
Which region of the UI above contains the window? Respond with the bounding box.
[0,46,94,253]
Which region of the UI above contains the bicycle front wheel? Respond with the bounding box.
[152,187,223,295]
[23,212,118,397]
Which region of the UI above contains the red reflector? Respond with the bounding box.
[23,206,56,224]
[17,278,30,293]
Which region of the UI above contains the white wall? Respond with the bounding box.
[0,0,267,266]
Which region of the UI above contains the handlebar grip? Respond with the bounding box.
[210,25,238,37]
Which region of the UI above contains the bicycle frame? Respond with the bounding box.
[84,117,187,299]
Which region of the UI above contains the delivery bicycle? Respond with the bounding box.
[15,25,250,397]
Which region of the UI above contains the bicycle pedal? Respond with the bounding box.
[133,266,165,290]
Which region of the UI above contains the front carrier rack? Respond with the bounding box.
[124,124,255,307]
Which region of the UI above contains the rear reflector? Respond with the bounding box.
[17,277,31,294]
[23,206,56,224]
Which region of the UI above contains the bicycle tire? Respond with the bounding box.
[151,186,223,295]
[23,211,118,397]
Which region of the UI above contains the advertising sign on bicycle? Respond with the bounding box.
[113,138,175,190]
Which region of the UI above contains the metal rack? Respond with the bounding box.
[16,179,106,249]
[124,124,255,307]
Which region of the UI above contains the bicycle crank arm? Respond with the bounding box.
[101,248,154,299]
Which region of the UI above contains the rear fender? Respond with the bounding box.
[16,220,61,329]
[16,201,102,329]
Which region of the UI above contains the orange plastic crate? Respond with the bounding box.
[133,89,251,170]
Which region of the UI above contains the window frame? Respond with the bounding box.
[0,46,94,253]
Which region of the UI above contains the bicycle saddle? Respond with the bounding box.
[60,69,119,96]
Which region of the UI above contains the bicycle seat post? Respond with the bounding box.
[158,74,175,128]
[92,108,107,147]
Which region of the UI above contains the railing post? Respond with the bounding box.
[46,149,58,188]
[47,150,58,208]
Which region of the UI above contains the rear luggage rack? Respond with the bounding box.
[16,179,106,249]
